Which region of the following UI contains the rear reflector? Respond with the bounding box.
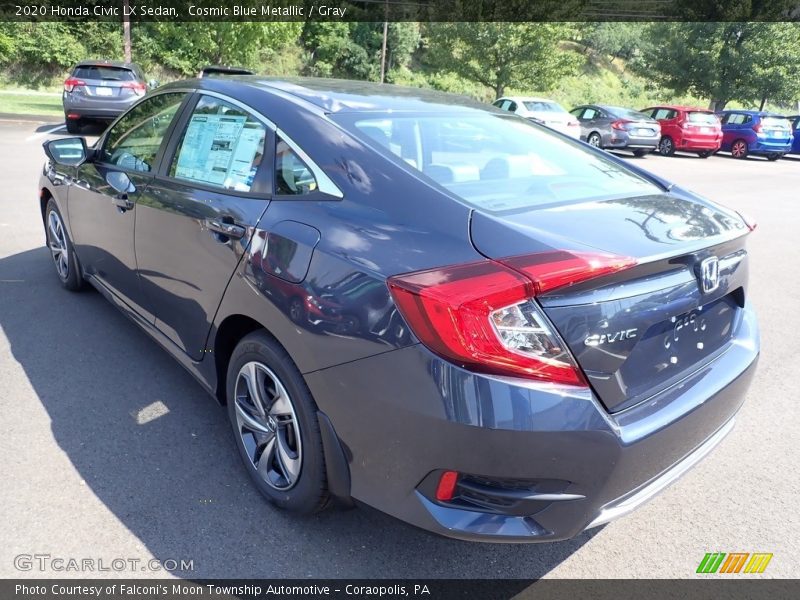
[388,251,635,386]
[435,471,459,501]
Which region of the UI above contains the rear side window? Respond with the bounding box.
[170,95,267,192]
[100,92,185,172]
[687,112,718,124]
[73,66,136,81]
[275,136,317,195]
[653,108,676,120]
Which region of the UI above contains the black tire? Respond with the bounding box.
[697,150,712,158]
[45,198,85,291]
[288,297,305,324]
[65,118,81,134]
[767,153,782,161]
[587,132,602,148]
[632,149,648,157]
[658,136,675,156]
[731,139,749,159]
[226,330,329,514]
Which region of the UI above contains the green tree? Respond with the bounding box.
[639,23,800,110]
[580,23,641,62]
[423,23,580,98]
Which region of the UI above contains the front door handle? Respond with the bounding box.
[205,218,246,240]
[112,194,134,212]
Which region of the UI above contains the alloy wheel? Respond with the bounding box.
[234,361,302,491]
[47,210,69,280]
[732,141,747,158]
[588,133,601,147]
[659,137,673,156]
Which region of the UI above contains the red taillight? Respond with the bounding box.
[122,81,147,96]
[611,119,630,130]
[63,78,85,93]
[435,471,459,501]
[753,123,762,133]
[387,251,636,386]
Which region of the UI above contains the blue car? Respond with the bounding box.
[38,77,759,542]
[717,110,793,160]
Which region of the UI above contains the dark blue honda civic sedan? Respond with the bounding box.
[39,77,759,542]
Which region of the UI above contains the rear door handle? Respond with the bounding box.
[205,218,245,240]
[112,194,134,212]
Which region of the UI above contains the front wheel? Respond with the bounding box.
[226,331,329,514]
[731,139,749,159]
[697,150,712,158]
[45,199,85,291]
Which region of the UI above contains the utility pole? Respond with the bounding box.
[122,0,132,62]
[379,0,388,83]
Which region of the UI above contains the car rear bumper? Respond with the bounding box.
[675,136,722,151]
[750,140,792,154]
[606,133,659,150]
[63,94,138,120]
[305,304,758,542]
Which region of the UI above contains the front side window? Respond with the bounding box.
[275,136,317,195]
[100,92,185,172]
[340,112,660,213]
[170,95,267,192]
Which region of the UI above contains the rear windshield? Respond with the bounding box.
[687,112,718,124]
[73,66,136,81]
[338,113,660,213]
[523,101,564,113]
[761,117,792,129]
[607,107,653,121]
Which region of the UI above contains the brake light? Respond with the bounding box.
[611,119,630,130]
[753,123,763,133]
[387,251,636,386]
[63,78,85,93]
[122,81,147,96]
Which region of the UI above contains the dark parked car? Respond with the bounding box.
[569,104,661,156]
[717,110,793,160]
[641,105,722,158]
[39,77,759,542]
[63,60,152,134]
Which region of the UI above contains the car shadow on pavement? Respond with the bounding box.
[0,247,601,579]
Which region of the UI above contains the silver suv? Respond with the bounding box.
[63,61,150,133]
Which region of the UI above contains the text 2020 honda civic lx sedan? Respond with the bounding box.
[39,77,759,542]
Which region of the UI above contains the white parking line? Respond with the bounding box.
[25,123,64,142]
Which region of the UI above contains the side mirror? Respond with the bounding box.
[43,137,89,167]
[106,171,135,195]
[148,79,159,89]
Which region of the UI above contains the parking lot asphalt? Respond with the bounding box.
[0,117,798,580]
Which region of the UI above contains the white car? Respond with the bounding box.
[493,96,581,139]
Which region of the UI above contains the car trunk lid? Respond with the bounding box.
[470,192,751,412]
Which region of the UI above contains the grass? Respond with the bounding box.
[0,91,62,118]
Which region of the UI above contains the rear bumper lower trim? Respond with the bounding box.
[586,416,735,529]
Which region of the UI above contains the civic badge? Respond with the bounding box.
[698,256,720,294]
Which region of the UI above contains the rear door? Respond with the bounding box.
[134,93,272,359]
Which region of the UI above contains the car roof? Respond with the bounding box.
[717,109,785,116]
[645,105,712,112]
[74,60,139,70]
[160,76,489,114]
[502,96,557,103]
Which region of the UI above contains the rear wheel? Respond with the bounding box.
[731,139,749,159]
[45,199,85,291]
[587,132,602,148]
[767,153,782,161]
[65,117,81,135]
[632,149,649,157]
[226,331,329,514]
[697,150,712,158]
[658,136,675,156]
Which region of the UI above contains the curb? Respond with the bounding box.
[0,112,62,123]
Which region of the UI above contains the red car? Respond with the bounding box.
[641,105,723,158]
